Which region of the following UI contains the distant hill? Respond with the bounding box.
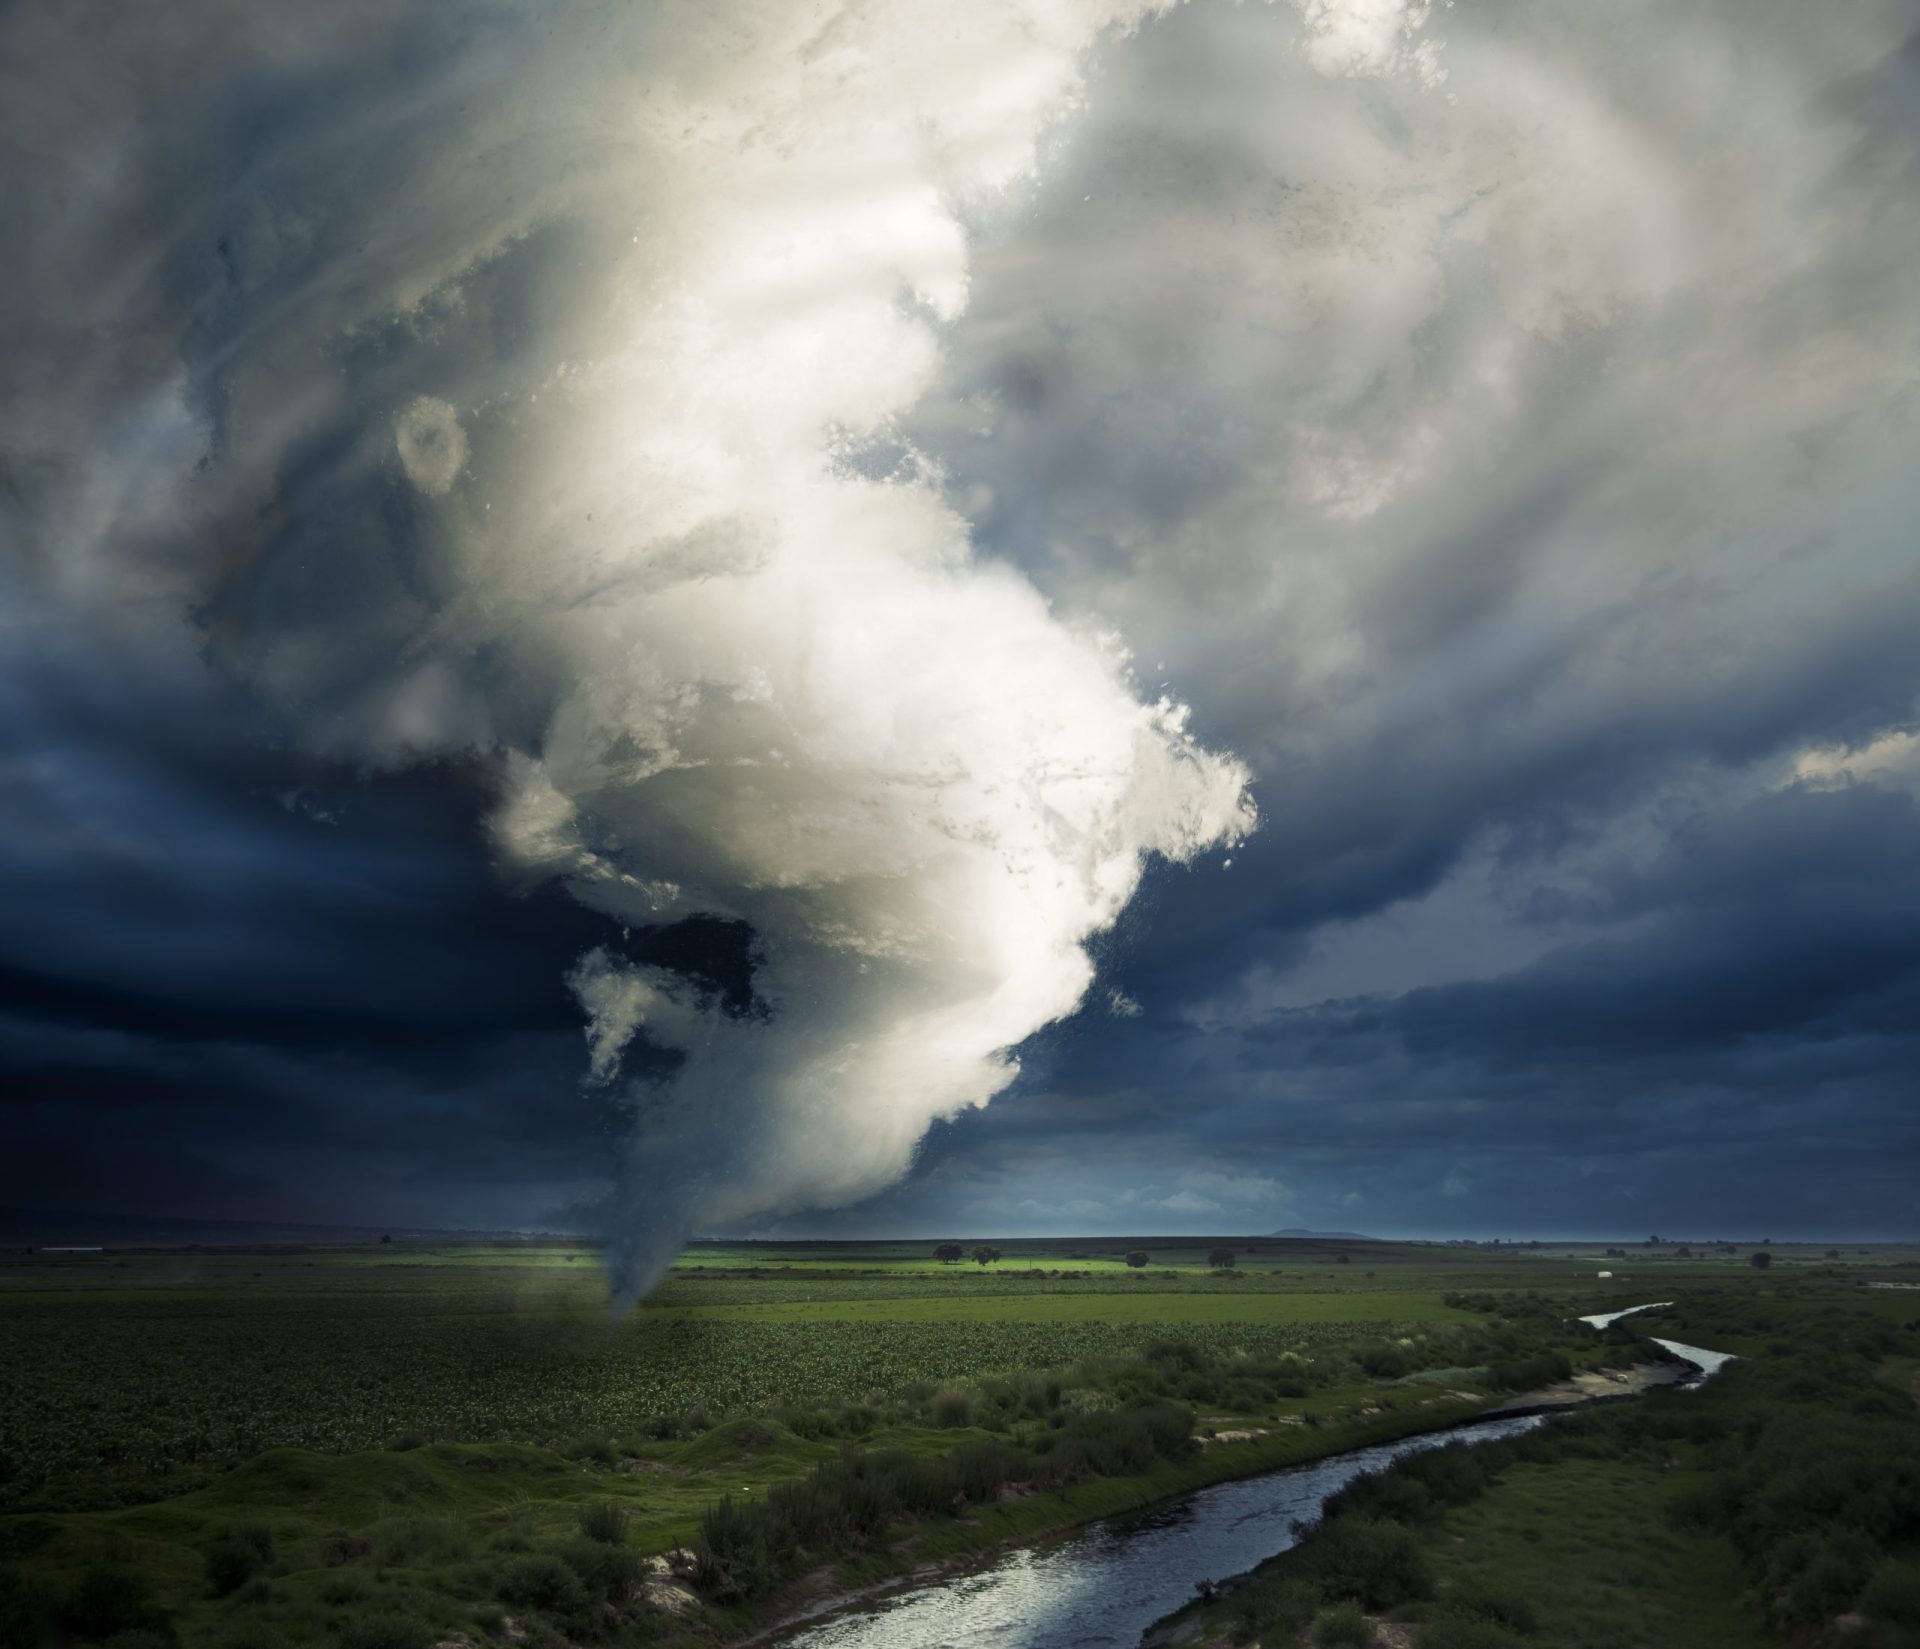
[1266,1226,1377,1241]
[0,1207,569,1248]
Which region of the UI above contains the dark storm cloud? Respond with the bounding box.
[921,780,1920,1239]
[4,0,1918,1246]
[0,607,690,1226]
[0,0,1251,1272]
[847,0,1920,1238]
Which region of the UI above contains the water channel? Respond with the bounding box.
[776,1321,1730,1649]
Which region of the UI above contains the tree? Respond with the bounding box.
[1751,1250,1772,1269]
[1124,1251,1149,1268]
[972,1245,1001,1268]
[1337,1253,1351,1265]
[1207,1248,1235,1271]
[933,1243,963,1265]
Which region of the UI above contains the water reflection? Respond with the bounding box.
[778,1414,1545,1649]
[1576,1301,1674,1329]
[1650,1338,1736,1381]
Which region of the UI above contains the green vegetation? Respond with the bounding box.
[1170,1275,1920,1649]
[4,1236,1915,1647]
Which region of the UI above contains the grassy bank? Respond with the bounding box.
[1154,1279,1920,1649]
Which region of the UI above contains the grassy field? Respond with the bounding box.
[0,1236,1510,1517]
[3,1235,1916,1648]
[5,1235,1915,1516]
[1417,1453,1771,1648]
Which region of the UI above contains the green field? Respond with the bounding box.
[3,1235,1916,1648]
[0,1236,1492,1515]
[5,1234,1914,1517]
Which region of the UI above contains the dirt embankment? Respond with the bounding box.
[1484,1357,1689,1413]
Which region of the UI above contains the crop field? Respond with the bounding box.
[3,1235,1913,1517]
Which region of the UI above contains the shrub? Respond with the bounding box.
[1,1565,57,1644]
[1766,1528,1879,1629]
[318,1571,375,1606]
[1313,1599,1372,1647]
[1356,1344,1410,1379]
[368,1517,470,1568]
[319,1528,372,1567]
[67,1564,166,1637]
[1486,1351,1572,1392]
[95,1631,177,1649]
[203,1523,274,1596]
[1442,1580,1540,1634]
[1228,1572,1317,1644]
[564,1432,618,1465]
[488,1511,537,1554]
[496,1553,589,1610]
[931,1389,975,1429]
[1324,1469,1436,1525]
[336,1610,434,1649]
[577,1499,628,1544]
[1862,1561,1920,1628]
[1299,1517,1433,1609]
[1419,1622,1530,1649]
[557,1537,644,1603]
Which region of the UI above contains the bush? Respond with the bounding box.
[564,1432,619,1465]
[336,1610,434,1649]
[577,1499,628,1544]
[1862,1561,1920,1628]
[1299,1517,1433,1609]
[67,1564,167,1637]
[1766,1527,1879,1629]
[931,1389,975,1429]
[317,1571,375,1606]
[1228,1572,1317,1644]
[1,1565,59,1645]
[496,1553,588,1610]
[95,1631,177,1649]
[1485,1351,1572,1392]
[203,1523,274,1597]
[1313,1599,1372,1647]
[556,1537,644,1604]
[1420,1622,1530,1649]
[368,1517,470,1568]
[1441,1580,1540,1634]
[1356,1345,1410,1379]
[320,1528,372,1566]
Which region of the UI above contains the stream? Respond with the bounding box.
[773,1316,1730,1649]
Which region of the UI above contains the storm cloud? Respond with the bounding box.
[0,0,1253,1295]
[3,0,1917,1250]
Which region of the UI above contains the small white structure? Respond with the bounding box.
[1597,1269,1613,1279]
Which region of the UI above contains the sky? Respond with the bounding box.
[2,0,1918,1259]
